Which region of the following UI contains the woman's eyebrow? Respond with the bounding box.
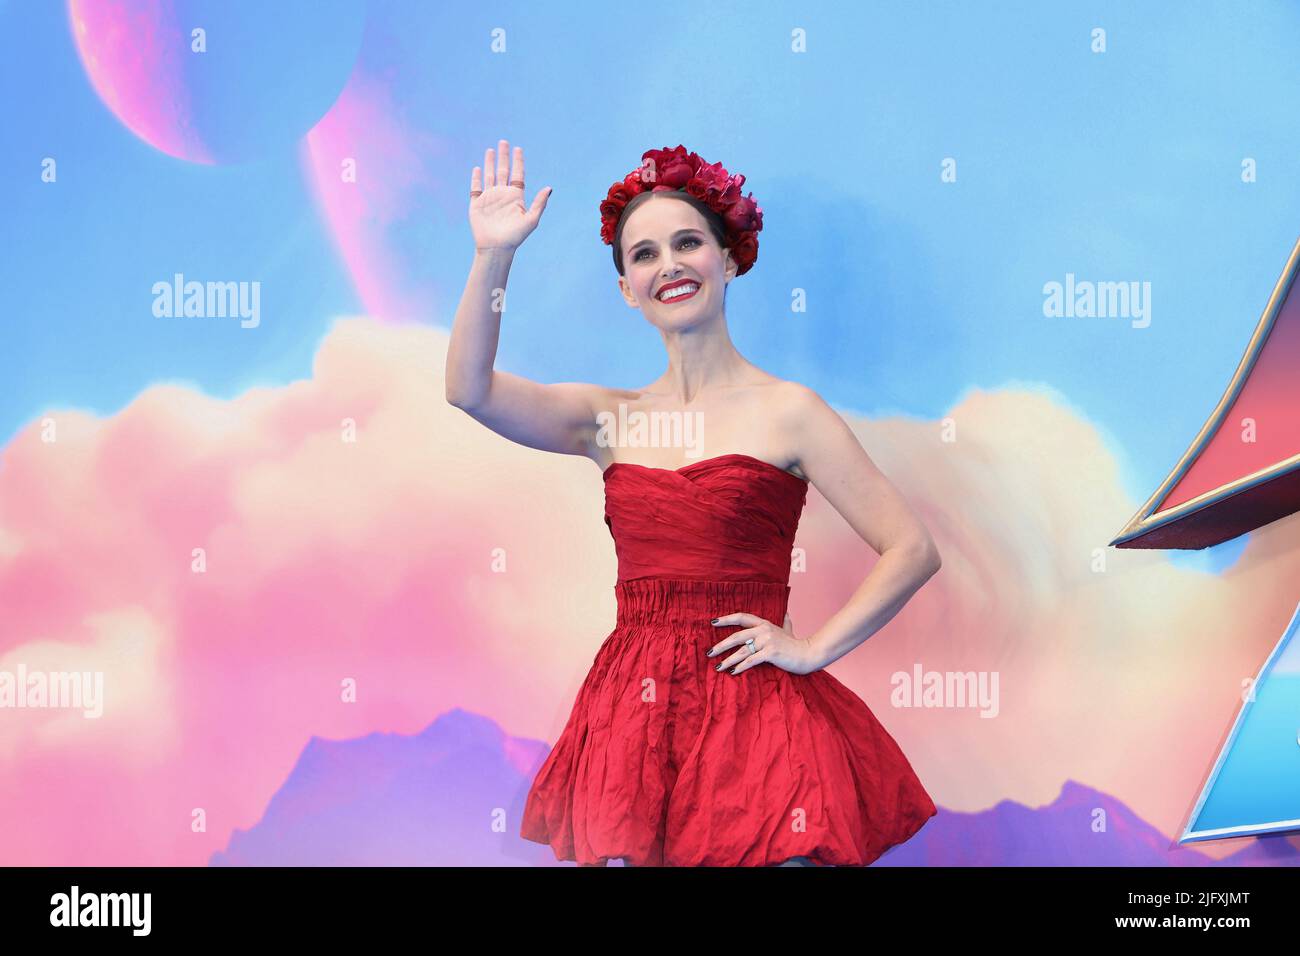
[627,228,704,253]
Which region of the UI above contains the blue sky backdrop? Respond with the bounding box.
[2,0,1298,572]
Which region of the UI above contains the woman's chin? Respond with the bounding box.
[646,297,720,327]
[649,309,713,330]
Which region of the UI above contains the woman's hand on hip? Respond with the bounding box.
[706,611,823,676]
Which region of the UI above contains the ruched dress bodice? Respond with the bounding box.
[603,452,807,583]
[603,453,807,631]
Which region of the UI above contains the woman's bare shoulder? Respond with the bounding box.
[763,379,847,477]
[763,377,829,417]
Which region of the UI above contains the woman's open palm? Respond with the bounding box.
[470,139,552,253]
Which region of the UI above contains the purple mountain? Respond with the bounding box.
[210,708,1300,866]
[210,707,559,866]
[876,779,1296,866]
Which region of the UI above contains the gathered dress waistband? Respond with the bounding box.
[614,577,791,628]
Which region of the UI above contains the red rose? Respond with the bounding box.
[659,159,693,188]
[714,178,743,208]
[722,195,761,233]
[602,181,630,208]
[729,233,759,274]
[684,177,711,202]
[644,144,689,168]
[693,161,729,196]
[599,196,625,221]
[641,144,693,188]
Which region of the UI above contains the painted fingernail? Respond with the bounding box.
[710,618,719,624]
[715,664,722,671]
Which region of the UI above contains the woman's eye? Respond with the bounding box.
[635,237,701,261]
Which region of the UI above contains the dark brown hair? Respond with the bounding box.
[612,190,730,277]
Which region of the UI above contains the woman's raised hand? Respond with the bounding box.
[469,139,552,253]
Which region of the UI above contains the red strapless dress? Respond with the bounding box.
[520,453,937,866]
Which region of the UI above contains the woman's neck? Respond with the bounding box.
[649,327,766,405]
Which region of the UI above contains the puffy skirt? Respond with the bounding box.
[520,577,938,866]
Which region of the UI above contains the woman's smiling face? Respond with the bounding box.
[618,195,736,326]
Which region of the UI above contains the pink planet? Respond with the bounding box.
[67,0,364,165]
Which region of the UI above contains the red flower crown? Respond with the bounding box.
[600,145,764,276]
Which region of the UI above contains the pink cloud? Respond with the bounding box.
[1,318,1296,864]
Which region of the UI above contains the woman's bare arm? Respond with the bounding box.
[445,247,602,456]
[444,139,602,459]
[780,383,942,669]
